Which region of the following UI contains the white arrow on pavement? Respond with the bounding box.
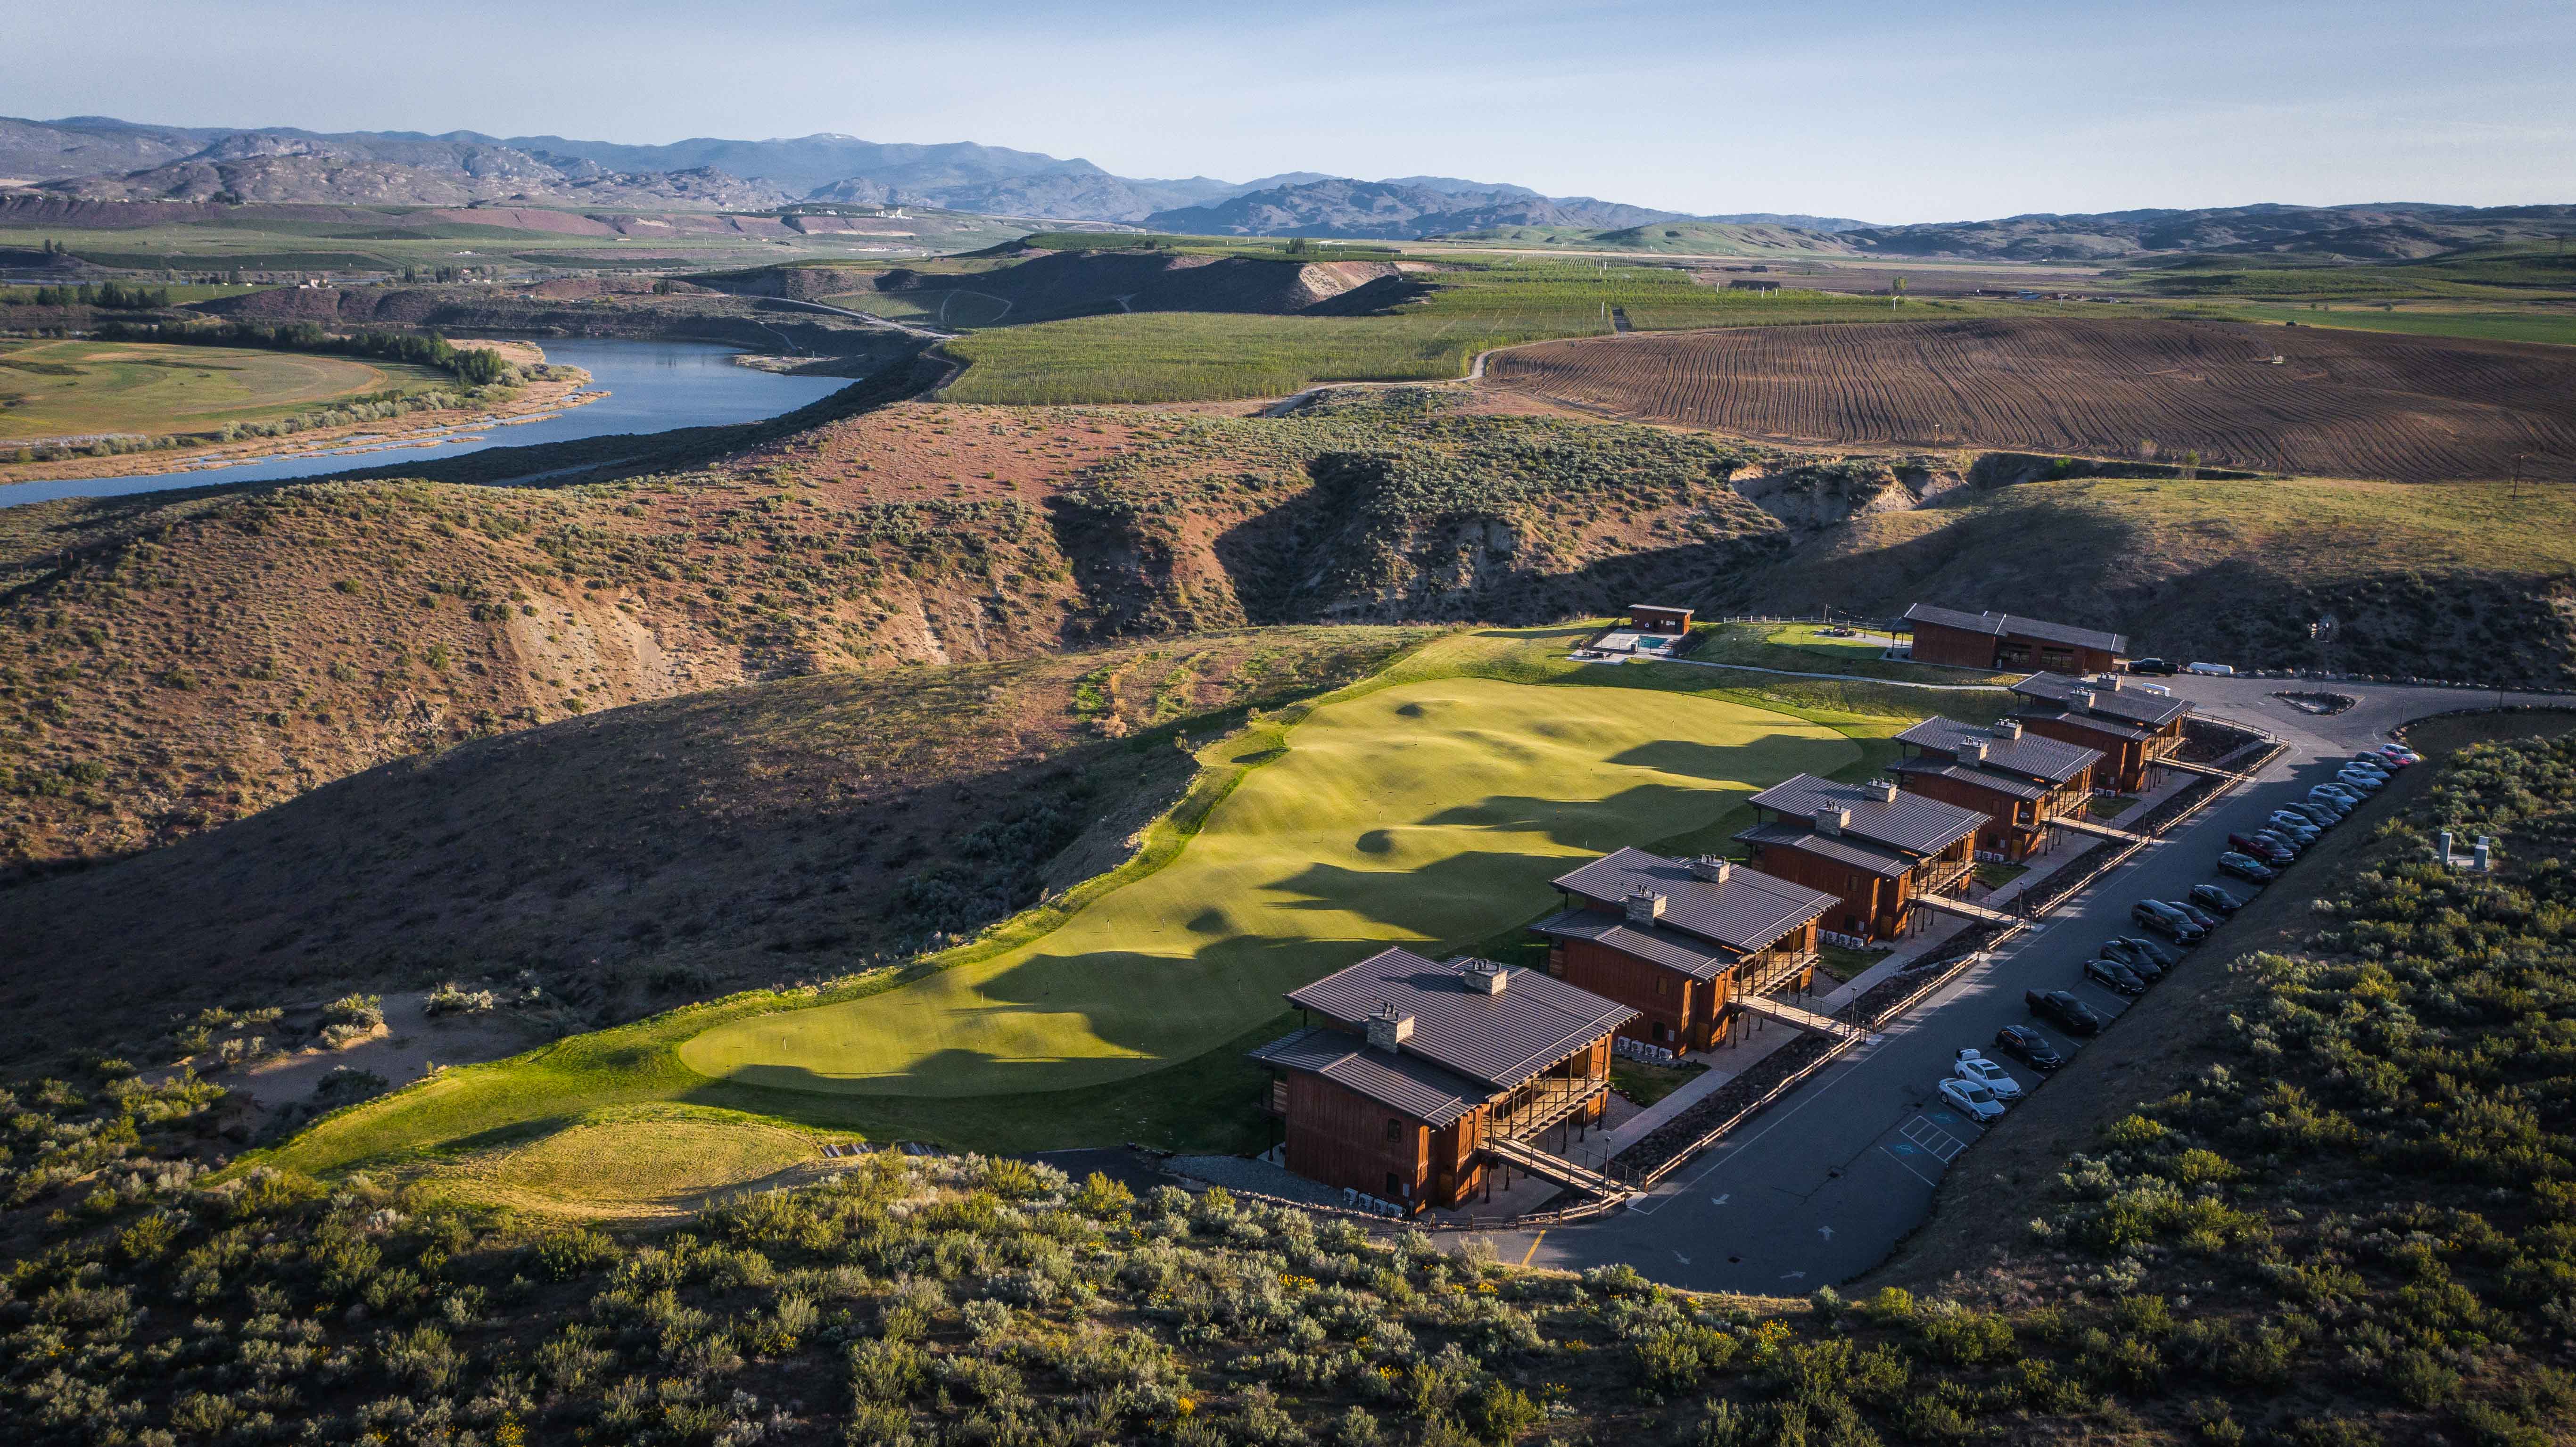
[1673,1251,1692,1265]
[1781,1270,1807,1280]
[1818,1225,1835,1240]
[1711,1194,1731,1207]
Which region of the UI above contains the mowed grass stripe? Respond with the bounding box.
[676,677,1854,1097]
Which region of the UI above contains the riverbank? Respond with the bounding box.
[0,338,596,489]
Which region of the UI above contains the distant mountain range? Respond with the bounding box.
[3,117,2568,259]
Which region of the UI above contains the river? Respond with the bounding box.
[0,339,858,509]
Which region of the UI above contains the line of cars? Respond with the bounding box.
[1947,739,2421,1126]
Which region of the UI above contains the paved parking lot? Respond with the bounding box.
[1484,676,2569,1290]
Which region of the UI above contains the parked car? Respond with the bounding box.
[2028,989,2106,1035]
[2133,899,2208,942]
[2284,801,2342,828]
[1994,1024,2068,1071]
[2187,661,2236,676]
[2313,783,2363,807]
[2374,744,2421,767]
[2337,768,2386,793]
[2229,833,2295,865]
[2085,958,2149,995]
[2173,900,2225,932]
[2253,829,2307,857]
[1953,1049,2025,1100]
[2102,937,2163,968]
[2097,943,2166,981]
[2265,812,2320,842]
[2190,882,2248,914]
[2218,851,2279,884]
[2348,754,2394,775]
[1937,1076,2007,1124]
[2128,658,2179,676]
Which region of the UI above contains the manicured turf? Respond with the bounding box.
[678,674,1853,1097]
[460,1105,822,1217]
[256,624,1964,1184]
[0,338,450,440]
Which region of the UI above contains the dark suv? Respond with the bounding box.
[2128,658,2179,676]
[2027,989,2106,1036]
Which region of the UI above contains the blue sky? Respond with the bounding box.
[9,0,2571,221]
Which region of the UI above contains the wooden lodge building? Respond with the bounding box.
[1891,716,2105,861]
[1735,774,1985,940]
[1529,848,1839,1053]
[1625,603,1695,635]
[1249,948,1634,1212]
[1903,604,2130,674]
[2009,672,2192,794]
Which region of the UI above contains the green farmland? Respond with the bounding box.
[939,262,2029,403]
[2212,304,2576,348]
[255,625,1970,1202]
[0,337,454,441]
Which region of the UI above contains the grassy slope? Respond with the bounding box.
[0,338,453,440]
[677,673,1849,1098]
[256,624,1991,1185]
[1733,473,2576,683]
[2210,303,2576,348]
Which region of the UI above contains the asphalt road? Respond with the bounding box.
[1485,675,2570,1291]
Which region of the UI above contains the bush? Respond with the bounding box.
[531,1228,619,1280]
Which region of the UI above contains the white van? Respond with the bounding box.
[2185,661,2235,676]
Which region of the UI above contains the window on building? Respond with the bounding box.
[1655,976,1669,997]
[1386,1117,1402,1141]
[1386,1172,1405,1200]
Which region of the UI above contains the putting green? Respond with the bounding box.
[677,676,1854,1098]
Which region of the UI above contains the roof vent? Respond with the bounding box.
[1813,804,1850,835]
[2068,688,2097,711]
[1366,1004,1415,1052]
[1992,718,2023,740]
[1462,959,1510,995]
[1962,737,1990,761]
[1687,855,1734,884]
[1864,777,1899,802]
[1625,890,1668,926]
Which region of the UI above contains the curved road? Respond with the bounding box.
[1482,675,2570,1291]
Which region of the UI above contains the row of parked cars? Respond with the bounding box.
[1946,740,2421,1124]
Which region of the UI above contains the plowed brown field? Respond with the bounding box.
[1485,317,2576,483]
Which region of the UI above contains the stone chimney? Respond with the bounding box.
[1625,890,1667,926]
[1962,737,1990,762]
[1366,1003,1414,1052]
[2068,688,2097,711]
[1462,959,1509,995]
[1864,778,1899,802]
[1687,855,1734,883]
[1992,718,2023,740]
[1813,804,1850,835]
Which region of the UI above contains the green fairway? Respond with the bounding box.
[678,675,1852,1097]
[0,337,451,441]
[255,625,1967,1182]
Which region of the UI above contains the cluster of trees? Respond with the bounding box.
[91,320,511,386]
[6,281,173,310]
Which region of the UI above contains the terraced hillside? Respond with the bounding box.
[1488,316,2576,484]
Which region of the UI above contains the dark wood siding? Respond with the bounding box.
[1745,844,1907,939]
[1908,620,2000,669]
[1546,936,1704,1050]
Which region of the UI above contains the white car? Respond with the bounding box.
[1938,1077,2007,1123]
[2337,768,2386,792]
[2186,661,2235,676]
[1953,1049,2025,1100]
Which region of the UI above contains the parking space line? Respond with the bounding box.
[1880,1145,1942,1187]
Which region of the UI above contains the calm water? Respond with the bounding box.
[0,339,856,509]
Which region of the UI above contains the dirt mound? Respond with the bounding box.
[1487,317,2576,485]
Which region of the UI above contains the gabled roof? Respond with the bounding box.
[1285,947,1636,1091]
[1549,847,1837,955]
[1249,1027,1483,1127]
[1898,716,2104,785]
[1530,909,1739,982]
[1891,756,2047,802]
[1737,821,1914,879]
[1904,604,2129,656]
[1745,773,1986,857]
[2012,671,2190,728]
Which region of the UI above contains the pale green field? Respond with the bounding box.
[0,338,450,440]
[678,675,1852,1097]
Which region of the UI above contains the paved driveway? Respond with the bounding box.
[1485,677,2568,1291]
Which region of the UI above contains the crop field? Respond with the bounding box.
[2213,304,2576,349]
[939,263,2023,403]
[1486,316,2576,483]
[0,337,454,441]
[255,625,1933,1189]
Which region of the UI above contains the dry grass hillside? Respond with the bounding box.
[0,627,1426,1062]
